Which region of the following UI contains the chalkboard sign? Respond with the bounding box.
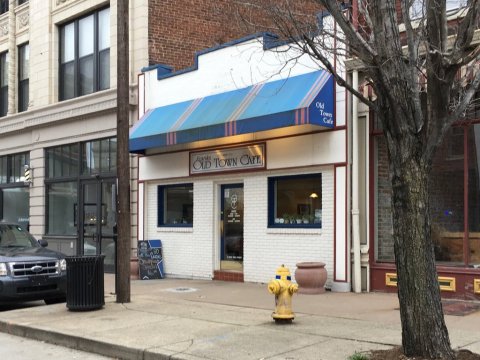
[138,240,164,280]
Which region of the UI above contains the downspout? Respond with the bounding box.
[352,70,362,293]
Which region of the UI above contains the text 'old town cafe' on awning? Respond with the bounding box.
[129,70,335,154]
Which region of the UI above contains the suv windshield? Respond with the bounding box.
[0,224,37,248]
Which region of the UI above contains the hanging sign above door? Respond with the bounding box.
[190,143,266,175]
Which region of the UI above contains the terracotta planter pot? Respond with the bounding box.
[130,258,139,280]
[295,262,327,294]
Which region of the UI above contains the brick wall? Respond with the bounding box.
[148,0,321,70]
[375,136,394,261]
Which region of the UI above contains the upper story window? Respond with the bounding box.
[59,7,110,101]
[0,0,8,14]
[0,52,8,117]
[18,43,29,113]
[410,0,467,19]
[17,0,28,5]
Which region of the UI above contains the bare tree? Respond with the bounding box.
[232,0,480,358]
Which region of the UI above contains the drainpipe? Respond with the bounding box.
[7,0,15,115]
[352,70,362,293]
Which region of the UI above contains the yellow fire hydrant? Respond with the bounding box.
[268,265,298,323]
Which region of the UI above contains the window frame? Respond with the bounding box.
[0,152,30,227]
[268,173,322,229]
[18,43,29,113]
[59,7,110,101]
[157,184,194,227]
[0,51,8,117]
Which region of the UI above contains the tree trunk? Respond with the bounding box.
[390,151,454,359]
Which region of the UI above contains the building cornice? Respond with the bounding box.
[0,88,117,136]
[345,26,480,72]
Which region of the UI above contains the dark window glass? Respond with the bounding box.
[375,126,478,266]
[59,8,110,101]
[0,152,29,184]
[18,43,29,112]
[0,52,8,117]
[268,174,322,227]
[46,144,80,179]
[467,125,480,266]
[0,153,30,229]
[157,184,193,226]
[0,156,6,183]
[17,0,28,5]
[1,187,29,229]
[81,138,116,175]
[46,182,77,235]
[0,0,8,14]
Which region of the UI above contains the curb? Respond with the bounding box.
[0,320,181,360]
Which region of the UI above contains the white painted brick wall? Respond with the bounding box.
[145,166,335,286]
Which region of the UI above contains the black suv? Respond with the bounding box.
[0,222,67,304]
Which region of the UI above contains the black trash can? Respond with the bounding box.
[66,255,105,311]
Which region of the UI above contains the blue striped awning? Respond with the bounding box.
[129,70,334,153]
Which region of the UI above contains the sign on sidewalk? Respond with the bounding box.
[138,240,164,279]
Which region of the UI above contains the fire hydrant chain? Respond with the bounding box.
[267,264,298,323]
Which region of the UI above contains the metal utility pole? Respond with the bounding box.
[116,0,130,303]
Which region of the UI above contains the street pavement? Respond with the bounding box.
[0,332,111,359]
[0,275,479,360]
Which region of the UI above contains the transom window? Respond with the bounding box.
[46,137,116,179]
[59,7,110,101]
[0,152,29,184]
[157,184,193,227]
[268,174,322,228]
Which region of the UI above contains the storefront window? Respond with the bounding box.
[157,184,193,226]
[0,152,30,229]
[268,174,322,228]
[430,127,465,264]
[47,182,77,235]
[1,187,29,228]
[374,125,480,265]
[468,124,480,266]
[45,137,116,236]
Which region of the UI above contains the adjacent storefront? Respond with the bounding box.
[131,34,350,289]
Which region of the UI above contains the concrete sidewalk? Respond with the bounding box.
[0,276,479,360]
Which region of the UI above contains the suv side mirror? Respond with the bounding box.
[38,239,48,247]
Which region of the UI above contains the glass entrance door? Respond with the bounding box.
[221,184,244,270]
[80,179,116,272]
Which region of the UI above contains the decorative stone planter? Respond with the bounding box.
[130,258,139,280]
[295,262,327,294]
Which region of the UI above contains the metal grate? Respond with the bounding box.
[10,261,59,277]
